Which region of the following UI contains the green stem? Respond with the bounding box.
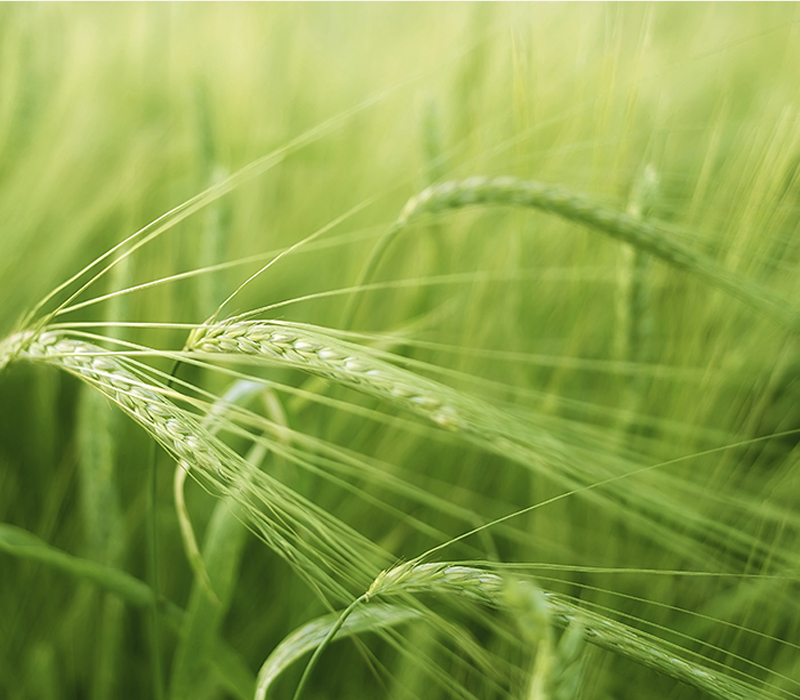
[147,437,165,700]
[292,595,367,700]
[147,359,181,700]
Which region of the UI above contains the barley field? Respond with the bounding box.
[1,4,799,700]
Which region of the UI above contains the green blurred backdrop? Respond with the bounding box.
[1,4,799,700]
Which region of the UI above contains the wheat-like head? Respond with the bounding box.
[366,563,755,700]
[345,175,800,335]
[2,327,397,605]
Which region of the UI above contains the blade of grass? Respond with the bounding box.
[0,522,255,699]
[255,602,420,700]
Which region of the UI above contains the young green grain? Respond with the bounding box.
[367,563,758,700]
[186,318,785,573]
[0,328,392,604]
[344,176,800,333]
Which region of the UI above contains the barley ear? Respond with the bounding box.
[367,563,758,700]
[346,175,800,334]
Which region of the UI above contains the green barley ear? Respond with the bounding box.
[346,176,800,334]
[188,317,743,568]
[294,562,502,700]
[367,563,758,700]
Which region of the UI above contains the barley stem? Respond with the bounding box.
[291,595,367,700]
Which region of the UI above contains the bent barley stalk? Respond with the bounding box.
[366,563,758,700]
[343,175,800,333]
[186,318,782,573]
[173,380,266,604]
[0,329,389,604]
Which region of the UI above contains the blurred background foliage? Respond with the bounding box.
[1,4,800,699]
